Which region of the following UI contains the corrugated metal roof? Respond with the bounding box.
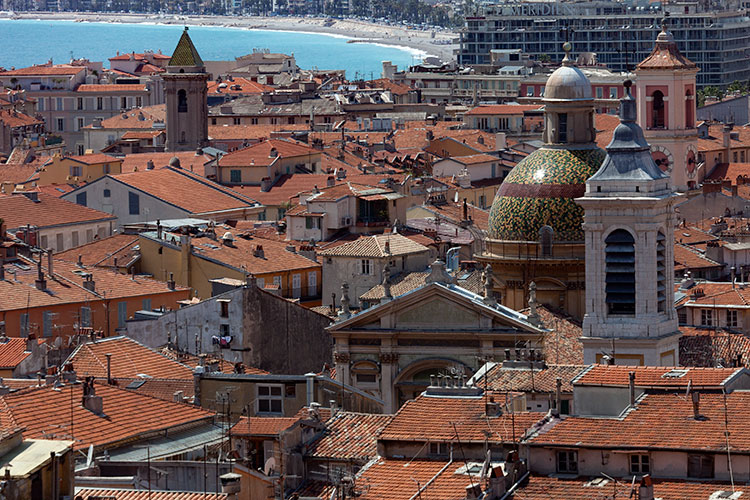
[107,424,224,461]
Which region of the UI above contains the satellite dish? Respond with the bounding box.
[264,457,277,476]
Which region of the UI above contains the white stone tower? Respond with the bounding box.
[163,27,209,152]
[577,81,681,366]
[635,18,699,191]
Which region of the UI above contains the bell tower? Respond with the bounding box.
[577,81,681,366]
[163,27,208,152]
[635,19,699,191]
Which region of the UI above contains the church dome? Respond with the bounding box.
[488,147,606,241]
[544,65,593,101]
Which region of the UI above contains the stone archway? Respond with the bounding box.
[393,358,474,409]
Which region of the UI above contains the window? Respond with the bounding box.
[630,454,650,475]
[97,97,103,110]
[292,273,301,298]
[285,384,296,398]
[539,225,554,257]
[688,454,714,478]
[76,192,87,206]
[70,166,82,177]
[273,276,282,289]
[86,229,93,243]
[142,298,151,311]
[609,87,618,99]
[251,118,258,125]
[56,97,63,110]
[72,231,79,247]
[80,306,91,327]
[727,310,738,328]
[230,170,241,183]
[288,117,295,124]
[429,442,447,456]
[256,277,265,289]
[77,117,84,131]
[20,313,29,337]
[77,97,84,110]
[526,86,534,97]
[305,217,320,230]
[177,89,187,113]
[652,90,665,128]
[308,271,317,296]
[121,96,128,109]
[678,310,687,324]
[103,189,111,198]
[361,259,372,275]
[556,451,577,473]
[657,231,666,312]
[136,96,142,107]
[558,113,567,143]
[128,191,140,215]
[43,311,52,337]
[219,324,230,336]
[117,301,127,328]
[257,211,266,221]
[40,235,48,249]
[257,385,283,414]
[605,229,636,315]
[77,144,85,155]
[37,98,45,112]
[56,233,64,251]
[596,86,603,99]
[701,309,714,327]
[233,117,241,125]
[57,118,64,131]
[220,301,229,318]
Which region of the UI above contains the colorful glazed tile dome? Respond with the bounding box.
[488,147,606,242]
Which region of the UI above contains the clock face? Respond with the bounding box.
[686,149,697,174]
[650,145,674,173]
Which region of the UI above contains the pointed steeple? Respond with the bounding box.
[168,27,204,68]
[636,18,696,70]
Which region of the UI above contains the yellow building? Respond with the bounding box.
[137,229,322,302]
[38,153,122,185]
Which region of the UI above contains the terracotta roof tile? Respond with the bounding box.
[231,416,300,436]
[88,105,165,130]
[116,377,195,401]
[208,77,272,95]
[483,364,585,393]
[357,459,483,500]
[56,234,140,268]
[679,328,750,367]
[0,109,43,128]
[63,153,120,165]
[379,393,543,443]
[572,364,741,388]
[76,84,148,93]
[698,125,750,153]
[509,475,746,500]
[464,104,542,116]
[218,139,318,168]
[0,192,115,230]
[0,337,36,369]
[158,348,269,375]
[413,201,490,232]
[119,151,212,176]
[674,225,717,245]
[0,65,85,76]
[229,174,333,206]
[66,336,194,380]
[121,130,164,140]
[682,282,750,307]
[530,391,750,452]
[308,412,392,460]
[522,306,583,365]
[75,488,225,500]
[0,382,214,450]
[674,243,724,273]
[447,153,502,165]
[317,233,429,258]
[0,162,42,185]
[636,31,698,70]
[208,124,307,141]
[107,167,259,214]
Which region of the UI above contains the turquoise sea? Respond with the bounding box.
[0,19,423,78]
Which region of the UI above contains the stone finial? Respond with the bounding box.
[338,283,351,320]
[381,265,392,303]
[482,264,497,306]
[426,259,453,285]
[527,281,541,327]
[561,41,573,66]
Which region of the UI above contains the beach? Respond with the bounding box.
[1,12,457,61]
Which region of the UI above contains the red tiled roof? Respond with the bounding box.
[0,338,36,369]
[572,364,741,388]
[161,349,268,375]
[366,78,413,95]
[121,130,164,140]
[218,139,318,168]
[116,377,195,401]
[483,364,585,393]
[674,244,723,273]
[0,65,85,76]
[56,234,140,268]
[308,412,392,460]
[208,124,308,141]
[75,489,224,500]
[679,328,750,367]
[0,382,214,450]
[447,153,501,165]
[530,391,750,452]
[119,151,212,177]
[230,174,333,206]
[0,257,188,312]
[509,475,747,500]
[0,192,115,231]
[67,336,194,380]
[594,113,624,150]
[317,233,429,258]
[682,282,750,307]
[379,393,544,443]
[0,109,43,128]
[637,32,698,70]
[231,416,300,436]
[63,153,120,165]
[464,104,542,116]
[697,125,750,153]
[674,225,717,245]
[357,459,482,500]
[108,167,259,214]
[0,162,42,185]
[414,201,490,232]
[88,105,165,130]
[109,52,171,61]
[77,84,148,93]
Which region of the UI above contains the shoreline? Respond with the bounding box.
[0,12,457,62]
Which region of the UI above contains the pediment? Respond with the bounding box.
[395,297,480,329]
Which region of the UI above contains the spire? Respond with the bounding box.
[168,27,204,68]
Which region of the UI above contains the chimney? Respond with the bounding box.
[723,124,732,148]
[554,377,562,416]
[326,175,335,187]
[629,371,636,407]
[260,177,273,192]
[25,334,35,353]
[146,159,155,170]
[105,353,112,384]
[47,249,53,277]
[495,132,507,150]
[45,366,58,386]
[173,390,184,403]
[156,219,162,239]
[77,255,83,268]
[220,472,242,500]
[692,391,702,420]
[305,372,316,406]
[465,483,482,500]
[253,245,265,259]
[167,272,176,291]
[82,273,95,292]
[35,255,46,291]
[638,475,654,500]
[61,363,77,384]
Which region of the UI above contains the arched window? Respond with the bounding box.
[177,89,188,113]
[657,231,666,312]
[539,225,554,257]
[352,360,379,386]
[605,229,636,315]
[685,88,694,128]
[652,91,665,129]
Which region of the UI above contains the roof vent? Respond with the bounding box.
[662,369,688,379]
[253,245,265,259]
[269,147,278,158]
[146,160,155,170]
[221,232,235,246]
